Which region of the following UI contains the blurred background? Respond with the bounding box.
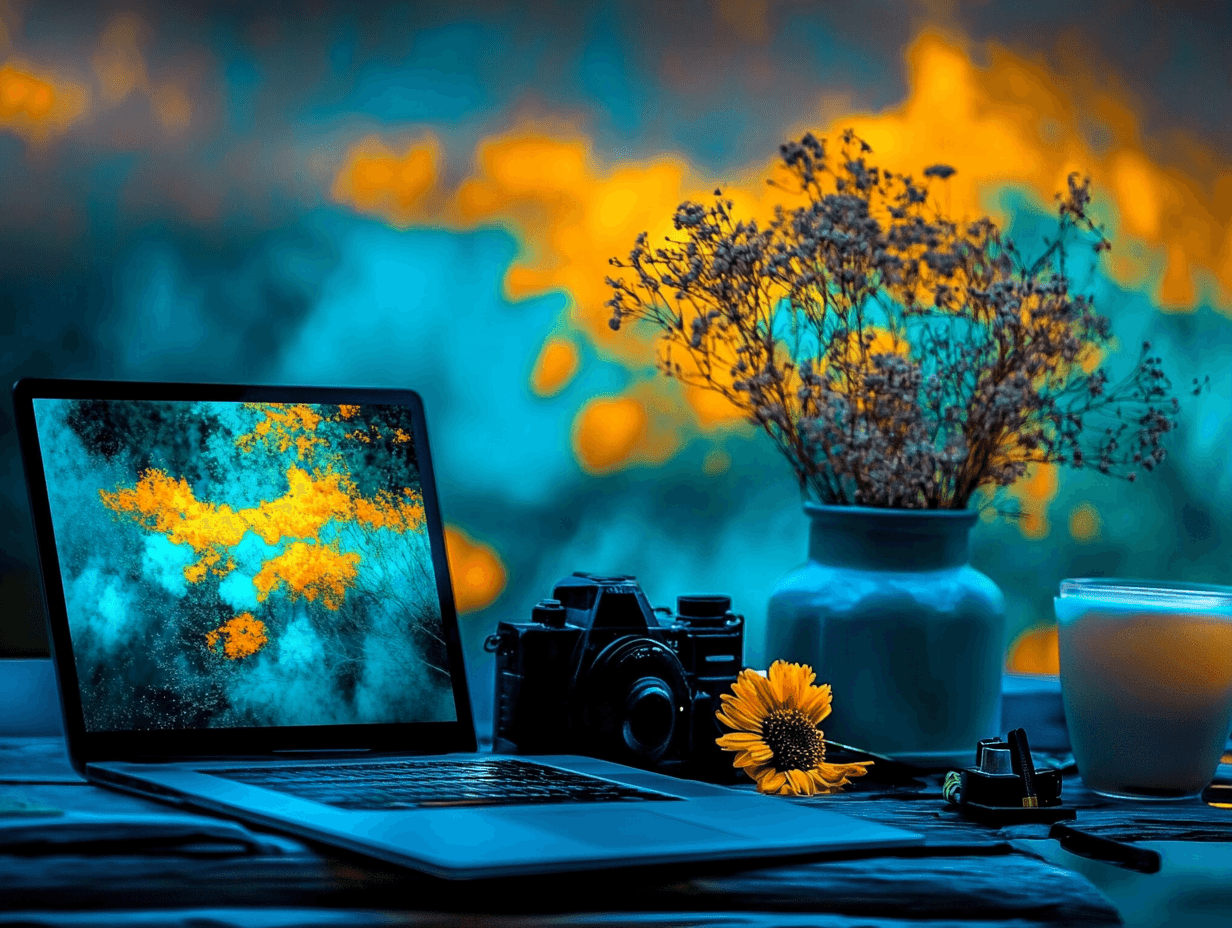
[2,0,1230,733]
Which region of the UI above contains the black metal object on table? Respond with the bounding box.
[942,727,1076,826]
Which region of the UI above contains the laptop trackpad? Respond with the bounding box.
[488,806,730,847]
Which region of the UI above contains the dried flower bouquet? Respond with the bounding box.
[607,130,1192,510]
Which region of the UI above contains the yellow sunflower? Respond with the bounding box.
[715,660,871,796]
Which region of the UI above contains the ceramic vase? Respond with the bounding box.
[765,504,1005,768]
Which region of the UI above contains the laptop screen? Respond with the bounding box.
[30,396,458,733]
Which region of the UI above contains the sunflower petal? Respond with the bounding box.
[785,768,814,796]
[732,670,775,716]
[715,732,764,749]
[728,669,764,705]
[799,683,833,725]
[811,768,845,787]
[813,761,872,786]
[787,669,815,707]
[765,661,790,706]
[755,768,788,794]
[716,694,764,728]
[767,660,816,708]
[745,743,774,763]
[731,751,766,769]
[754,669,784,712]
[808,769,847,794]
[729,745,775,767]
[743,763,771,787]
[716,701,763,734]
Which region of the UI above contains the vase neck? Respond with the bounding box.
[805,505,976,571]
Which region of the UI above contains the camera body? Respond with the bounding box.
[488,573,744,781]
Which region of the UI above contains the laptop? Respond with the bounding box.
[13,378,922,879]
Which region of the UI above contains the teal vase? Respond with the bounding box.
[765,504,1006,768]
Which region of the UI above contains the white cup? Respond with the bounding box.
[1056,579,1232,800]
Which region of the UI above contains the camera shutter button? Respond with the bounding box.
[532,599,567,627]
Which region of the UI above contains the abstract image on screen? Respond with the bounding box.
[32,398,456,732]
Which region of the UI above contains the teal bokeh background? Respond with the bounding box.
[2,2,1230,736]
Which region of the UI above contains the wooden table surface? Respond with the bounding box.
[3,736,1232,928]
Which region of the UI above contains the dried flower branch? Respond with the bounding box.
[607,130,1187,509]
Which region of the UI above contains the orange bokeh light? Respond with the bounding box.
[331,135,442,228]
[530,337,580,397]
[572,395,649,475]
[1006,623,1059,675]
[444,525,507,614]
[0,61,87,141]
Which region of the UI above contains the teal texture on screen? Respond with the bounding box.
[32,398,455,732]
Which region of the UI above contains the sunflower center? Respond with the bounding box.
[762,708,825,772]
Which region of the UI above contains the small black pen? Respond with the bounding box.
[1049,823,1162,874]
[1008,728,1038,808]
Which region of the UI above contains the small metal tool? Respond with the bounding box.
[944,728,1075,825]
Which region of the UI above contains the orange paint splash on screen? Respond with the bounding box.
[101,403,429,610]
[444,526,507,614]
[206,613,269,660]
[252,541,360,611]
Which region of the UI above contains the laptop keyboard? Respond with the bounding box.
[208,758,682,810]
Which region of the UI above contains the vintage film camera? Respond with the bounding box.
[485,573,745,780]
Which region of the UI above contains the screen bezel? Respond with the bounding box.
[13,378,477,768]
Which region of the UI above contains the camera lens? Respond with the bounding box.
[624,677,676,756]
[574,636,689,766]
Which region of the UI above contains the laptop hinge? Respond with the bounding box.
[270,748,375,755]
[111,747,380,765]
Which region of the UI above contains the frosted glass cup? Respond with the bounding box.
[1056,579,1232,800]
